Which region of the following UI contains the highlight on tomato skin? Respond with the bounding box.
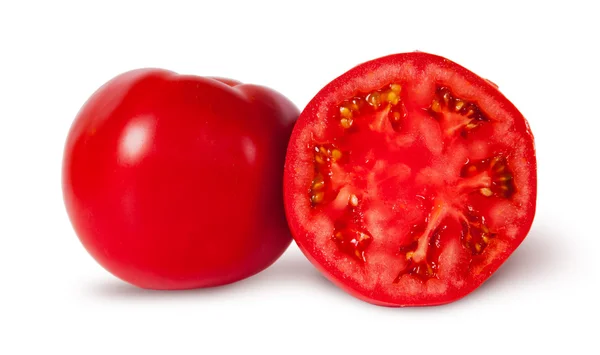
[283,52,537,307]
[62,68,299,290]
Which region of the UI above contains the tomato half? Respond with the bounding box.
[63,69,299,289]
[283,52,537,306]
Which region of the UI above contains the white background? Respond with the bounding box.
[1,1,598,354]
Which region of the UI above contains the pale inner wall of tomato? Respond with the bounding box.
[305,80,531,290]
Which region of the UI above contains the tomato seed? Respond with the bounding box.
[340,118,353,129]
[340,106,352,118]
[311,191,325,204]
[331,149,342,161]
[349,194,359,207]
[480,187,493,196]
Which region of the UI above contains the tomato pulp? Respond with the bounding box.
[63,69,299,289]
[284,52,537,306]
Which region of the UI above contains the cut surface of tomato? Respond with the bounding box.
[284,52,536,306]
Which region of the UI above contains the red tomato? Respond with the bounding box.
[283,52,537,306]
[63,69,299,289]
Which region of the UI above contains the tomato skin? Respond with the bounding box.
[283,52,537,307]
[63,69,299,289]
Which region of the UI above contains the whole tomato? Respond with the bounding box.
[63,69,299,289]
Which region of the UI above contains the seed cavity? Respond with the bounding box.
[394,223,444,282]
[333,228,373,262]
[331,204,373,263]
[309,144,346,206]
[337,83,405,131]
[461,156,516,198]
[429,86,490,137]
[461,207,496,255]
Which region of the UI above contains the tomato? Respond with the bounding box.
[283,52,537,306]
[63,69,299,289]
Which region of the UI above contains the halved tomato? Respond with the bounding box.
[283,52,537,306]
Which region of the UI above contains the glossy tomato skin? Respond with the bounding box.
[63,69,299,289]
[284,52,537,307]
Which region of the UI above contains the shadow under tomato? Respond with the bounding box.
[87,225,560,306]
[86,247,341,300]
[459,224,564,303]
[370,224,564,312]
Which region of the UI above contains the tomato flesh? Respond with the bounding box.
[284,52,537,306]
